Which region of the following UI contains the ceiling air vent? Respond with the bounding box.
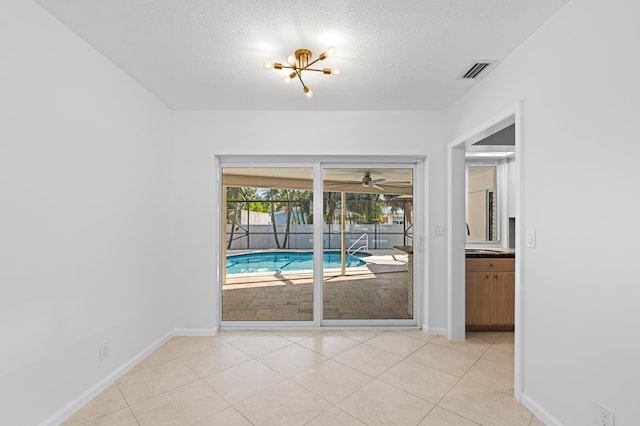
[457,60,497,79]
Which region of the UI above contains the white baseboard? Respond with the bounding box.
[521,392,563,426]
[42,331,173,426]
[173,327,219,336]
[422,324,447,336]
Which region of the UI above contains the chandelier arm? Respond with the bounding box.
[303,68,333,73]
[295,69,307,88]
[305,57,324,69]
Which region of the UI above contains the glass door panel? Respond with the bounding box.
[322,168,414,320]
[222,167,314,321]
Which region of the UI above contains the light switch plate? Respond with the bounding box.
[526,229,536,248]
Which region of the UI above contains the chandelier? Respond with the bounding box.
[264,47,340,99]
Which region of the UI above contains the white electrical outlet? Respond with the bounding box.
[98,342,110,362]
[597,402,615,426]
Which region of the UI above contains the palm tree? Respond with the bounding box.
[290,190,312,224]
[226,186,260,249]
[345,192,384,224]
[323,192,339,224]
[264,188,290,248]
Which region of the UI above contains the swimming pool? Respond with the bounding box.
[226,251,370,274]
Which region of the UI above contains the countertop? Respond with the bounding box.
[465,248,515,258]
[393,246,514,257]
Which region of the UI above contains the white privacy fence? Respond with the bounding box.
[226,224,411,250]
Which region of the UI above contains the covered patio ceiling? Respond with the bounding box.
[222,167,413,196]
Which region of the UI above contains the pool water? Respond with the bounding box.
[226,251,370,274]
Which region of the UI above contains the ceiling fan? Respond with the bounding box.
[334,172,411,192]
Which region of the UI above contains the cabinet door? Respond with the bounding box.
[489,271,515,327]
[465,271,492,326]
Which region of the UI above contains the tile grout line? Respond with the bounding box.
[363,337,460,416]
[428,332,519,426]
[187,355,278,422]
[114,380,141,426]
[290,338,375,417]
[195,373,256,426]
[319,332,437,421]
[432,405,484,426]
[66,383,139,426]
[326,338,439,426]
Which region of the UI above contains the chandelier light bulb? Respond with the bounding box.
[263,61,274,70]
[286,55,296,66]
[326,46,336,56]
[304,86,313,99]
[283,75,292,83]
[331,68,341,76]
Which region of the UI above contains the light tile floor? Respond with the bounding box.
[63,330,544,426]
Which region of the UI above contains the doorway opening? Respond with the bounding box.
[447,105,523,400]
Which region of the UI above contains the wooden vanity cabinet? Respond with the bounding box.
[466,258,515,330]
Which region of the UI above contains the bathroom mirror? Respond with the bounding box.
[466,165,498,242]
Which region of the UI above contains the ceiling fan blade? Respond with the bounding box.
[329,183,361,189]
[373,184,385,191]
[381,183,411,188]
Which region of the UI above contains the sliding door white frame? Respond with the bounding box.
[218,155,424,330]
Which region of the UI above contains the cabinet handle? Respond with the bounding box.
[485,274,489,279]
[495,275,498,279]
[490,263,493,268]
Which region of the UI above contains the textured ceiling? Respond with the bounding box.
[34,0,569,111]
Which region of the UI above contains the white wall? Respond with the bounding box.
[446,0,640,424]
[0,1,173,424]
[171,111,447,332]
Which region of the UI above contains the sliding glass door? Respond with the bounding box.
[322,168,414,321]
[222,167,315,321]
[219,159,419,327]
